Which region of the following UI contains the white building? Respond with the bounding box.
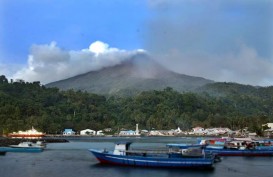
[119,124,140,136]
[264,123,273,129]
[119,130,136,136]
[96,130,104,135]
[80,129,96,135]
[192,127,205,134]
[204,128,231,135]
[263,123,273,137]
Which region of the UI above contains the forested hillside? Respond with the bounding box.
[1,75,272,135]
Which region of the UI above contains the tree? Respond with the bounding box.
[0,75,8,84]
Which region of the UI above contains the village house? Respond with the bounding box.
[63,129,75,135]
[118,124,140,136]
[263,123,273,137]
[204,128,232,136]
[264,123,273,129]
[119,130,136,136]
[148,130,164,136]
[189,127,233,136]
[103,128,112,132]
[80,129,96,135]
[96,130,104,136]
[191,127,205,135]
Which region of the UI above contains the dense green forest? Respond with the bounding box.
[0,75,273,135]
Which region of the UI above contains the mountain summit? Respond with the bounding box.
[46,54,213,95]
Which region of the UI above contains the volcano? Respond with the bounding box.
[46,54,213,96]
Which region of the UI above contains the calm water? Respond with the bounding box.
[1,137,273,177]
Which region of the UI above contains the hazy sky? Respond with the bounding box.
[0,0,273,86]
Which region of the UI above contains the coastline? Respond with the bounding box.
[1,134,272,147]
[0,137,68,146]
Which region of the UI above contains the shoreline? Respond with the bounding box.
[0,137,69,147]
[1,135,272,147]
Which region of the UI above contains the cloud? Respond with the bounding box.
[145,0,273,86]
[87,41,119,56]
[0,63,11,77]
[0,62,22,79]
[12,41,145,84]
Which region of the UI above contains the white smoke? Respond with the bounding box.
[12,41,145,84]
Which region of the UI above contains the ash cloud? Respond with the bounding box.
[12,41,146,84]
[155,43,273,86]
[145,0,273,86]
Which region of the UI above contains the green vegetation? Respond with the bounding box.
[0,75,273,135]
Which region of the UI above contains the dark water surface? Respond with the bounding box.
[1,137,273,177]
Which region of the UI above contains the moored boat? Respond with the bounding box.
[205,147,273,156]
[8,127,45,138]
[0,141,47,153]
[9,141,46,149]
[0,146,43,153]
[0,141,45,153]
[89,142,219,169]
[200,138,273,156]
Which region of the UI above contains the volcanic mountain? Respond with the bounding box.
[46,54,214,96]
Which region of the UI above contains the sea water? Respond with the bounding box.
[0,137,273,177]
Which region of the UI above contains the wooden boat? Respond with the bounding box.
[89,142,219,169]
[199,138,273,156]
[205,147,273,156]
[250,140,273,150]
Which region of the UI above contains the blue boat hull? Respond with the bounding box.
[0,147,43,153]
[89,149,214,169]
[205,148,273,156]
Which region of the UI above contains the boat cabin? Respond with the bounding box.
[225,140,249,149]
[113,142,132,155]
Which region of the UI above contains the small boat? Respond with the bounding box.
[0,146,43,153]
[10,141,46,148]
[7,141,46,152]
[89,142,219,169]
